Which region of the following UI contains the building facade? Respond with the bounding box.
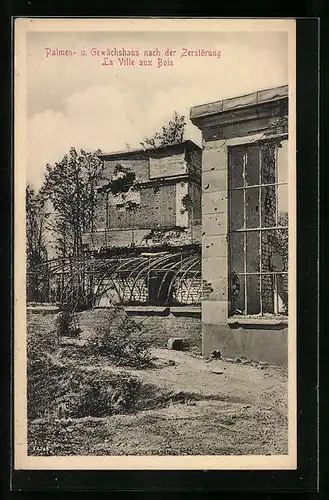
[83,140,202,252]
[81,140,203,311]
[190,85,289,365]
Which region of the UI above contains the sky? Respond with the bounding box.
[26,29,288,190]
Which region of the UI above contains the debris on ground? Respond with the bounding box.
[167,337,188,351]
[210,350,222,359]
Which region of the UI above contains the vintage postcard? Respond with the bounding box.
[14,18,296,470]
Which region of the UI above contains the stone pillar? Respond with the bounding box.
[201,142,229,352]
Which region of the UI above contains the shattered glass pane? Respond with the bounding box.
[261,230,288,273]
[231,232,244,273]
[245,146,260,186]
[246,187,260,228]
[246,231,260,272]
[246,275,260,314]
[277,140,288,184]
[276,274,288,315]
[230,273,245,315]
[230,189,244,230]
[229,146,245,188]
[229,140,289,318]
[261,185,276,227]
[261,274,275,313]
[277,185,288,223]
[261,143,276,184]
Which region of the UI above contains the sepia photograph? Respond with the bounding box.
[14,18,296,470]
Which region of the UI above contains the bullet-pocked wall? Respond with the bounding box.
[94,141,202,232]
[190,85,289,365]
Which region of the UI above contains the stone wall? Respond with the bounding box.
[93,142,202,233]
[78,307,202,352]
[94,183,177,230]
[202,322,288,366]
[127,309,202,351]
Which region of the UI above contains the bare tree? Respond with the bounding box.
[26,185,49,301]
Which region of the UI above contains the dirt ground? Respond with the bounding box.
[27,310,288,456]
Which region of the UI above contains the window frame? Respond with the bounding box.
[228,135,289,319]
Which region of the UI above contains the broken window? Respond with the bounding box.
[228,139,288,317]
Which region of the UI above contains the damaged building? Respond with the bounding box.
[81,140,203,317]
[33,85,290,365]
[190,84,289,365]
[76,85,289,365]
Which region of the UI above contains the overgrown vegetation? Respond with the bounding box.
[27,306,154,424]
[86,306,153,369]
[140,111,186,149]
[181,193,194,214]
[27,322,160,421]
[27,309,287,457]
[27,346,147,419]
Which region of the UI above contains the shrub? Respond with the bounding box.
[55,310,81,338]
[86,306,153,369]
[74,372,143,417]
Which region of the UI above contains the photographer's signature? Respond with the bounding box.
[32,444,51,455]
